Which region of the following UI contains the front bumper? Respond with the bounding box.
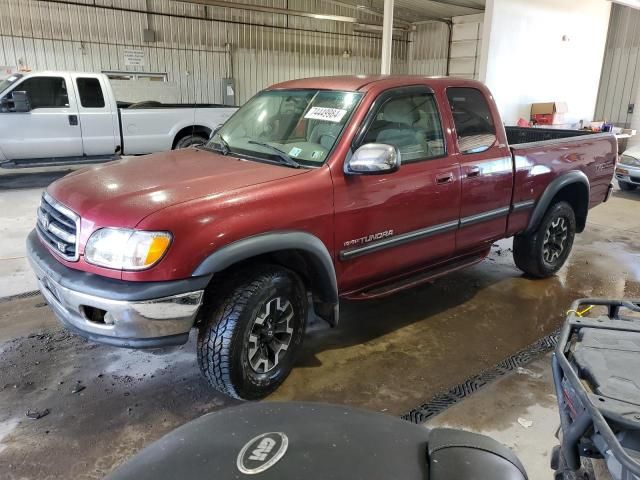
[616,163,640,186]
[26,230,211,348]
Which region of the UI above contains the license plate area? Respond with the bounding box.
[41,276,61,304]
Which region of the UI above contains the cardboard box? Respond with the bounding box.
[530,102,568,125]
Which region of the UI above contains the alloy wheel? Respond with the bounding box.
[543,216,568,264]
[247,297,295,374]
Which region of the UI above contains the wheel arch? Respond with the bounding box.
[192,232,339,325]
[525,171,590,234]
[172,125,212,149]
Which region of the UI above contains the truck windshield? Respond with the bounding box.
[0,73,22,95]
[206,89,362,167]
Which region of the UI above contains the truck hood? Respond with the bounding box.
[47,149,308,228]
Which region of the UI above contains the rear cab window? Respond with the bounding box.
[446,87,497,154]
[361,89,446,162]
[76,77,105,108]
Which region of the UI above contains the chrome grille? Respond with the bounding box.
[36,192,80,261]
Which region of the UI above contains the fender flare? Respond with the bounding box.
[524,170,590,234]
[172,125,212,148]
[191,231,339,306]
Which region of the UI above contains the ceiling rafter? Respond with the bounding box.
[422,0,484,11]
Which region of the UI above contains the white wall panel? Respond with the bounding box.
[595,4,640,130]
[481,0,610,125]
[449,57,475,75]
[449,14,482,80]
[450,40,477,58]
[451,22,478,42]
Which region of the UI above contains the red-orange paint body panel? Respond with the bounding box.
[41,76,617,294]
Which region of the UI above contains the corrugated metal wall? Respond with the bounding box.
[0,0,231,103]
[408,21,449,76]
[594,3,640,127]
[0,0,449,105]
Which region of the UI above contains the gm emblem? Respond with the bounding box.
[236,432,288,475]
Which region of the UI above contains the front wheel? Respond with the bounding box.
[197,266,307,400]
[513,201,576,278]
[174,133,208,149]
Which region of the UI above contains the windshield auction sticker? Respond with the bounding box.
[289,147,302,157]
[304,107,347,123]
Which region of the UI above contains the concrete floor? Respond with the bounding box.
[0,168,81,298]
[427,353,558,479]
[0,172,639,478]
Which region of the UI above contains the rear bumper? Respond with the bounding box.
[616,163,640,185]
[26,230,211,348]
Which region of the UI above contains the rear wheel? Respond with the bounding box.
[618,180,637,191]
[196,266,307,400]
[513,201,576,278]
[174,133,208,149]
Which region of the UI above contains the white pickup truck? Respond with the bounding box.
[0,71,237,168]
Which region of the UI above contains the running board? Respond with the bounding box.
[1,155,119,169]
[342,250,489,300]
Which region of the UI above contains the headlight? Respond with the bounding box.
[85,228,172,270]
[620,155,640,167]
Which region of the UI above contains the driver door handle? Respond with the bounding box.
[436,172,454,185]
[467,166,481,178]
[68,114,78,126]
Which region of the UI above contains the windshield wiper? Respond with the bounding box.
[247,140,301,168]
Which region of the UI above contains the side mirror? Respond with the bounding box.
[10,91,31,112]
[345,143,401,175]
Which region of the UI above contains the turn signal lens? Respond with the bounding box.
[145,235,172,266]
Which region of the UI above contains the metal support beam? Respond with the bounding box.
[354,2,450,26]
[179,0,405,30]
[423,0,485,11]
[381,0,394,74]
[182,0,356,21]
[323,0,412,27]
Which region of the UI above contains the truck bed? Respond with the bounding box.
[505,126,597,146]
[506,128,617,236]
[118,106,237,155]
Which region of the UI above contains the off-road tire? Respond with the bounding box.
[196,265,307,400]
[174,133,208,149]
[513,201,576,278]
[618,180,637,192]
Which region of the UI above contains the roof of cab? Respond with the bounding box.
[10,71,104,77]
[268,75,483,92]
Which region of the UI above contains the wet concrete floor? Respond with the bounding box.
[1,190,639,478]
[427,353,559,479]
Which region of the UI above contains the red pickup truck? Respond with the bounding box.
[27,76,616,399]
